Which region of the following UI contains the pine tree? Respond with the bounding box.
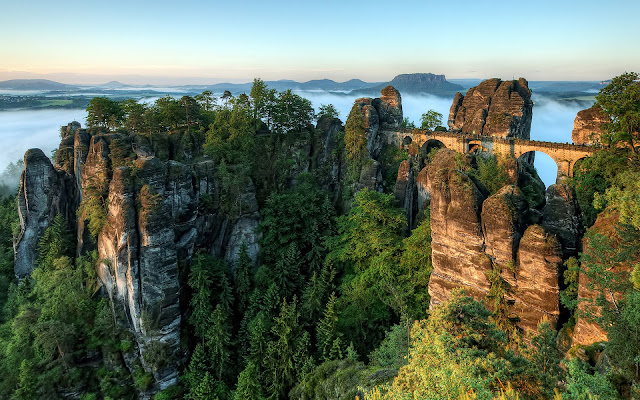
[233,362,265,400]
[265,298,302,399]
[234,243,253,315]
[184,344,211,393]
[188,254,214,340]
[316,292,341,362]
[206,304,232,381]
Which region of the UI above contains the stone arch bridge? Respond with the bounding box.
[393,130,599,182]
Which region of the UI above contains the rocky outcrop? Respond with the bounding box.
[481,185,528,268]
[393,160,417,231]
[448,78,533,139]
[14,149,78,278]
[511,225,562,331]
[426,148,564,332]
[428,167,487,305]
[15,123,264,393]
[541,184,582,258]
[572,105,608,145]
[352,86,403,161]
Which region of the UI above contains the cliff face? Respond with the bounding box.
[351,86,403,192]
[448,78,533,139]
[15,149,78,277]
[572,210,627,346]
[572,105,608,145]
[15,126,263,391]
[424,148,577,332]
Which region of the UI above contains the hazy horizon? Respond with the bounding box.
[1,1,637,85]
[0,90,590,188]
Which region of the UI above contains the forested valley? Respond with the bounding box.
[0,74,639,400]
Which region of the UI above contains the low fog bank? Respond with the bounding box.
[0,109,87,190]
[0,92,594,194]
[530,94,594,186]
[300,91,594,188]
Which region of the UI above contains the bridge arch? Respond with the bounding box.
[569,156,589,177]
[421,139,446,158]
[518,151,557,187]
[403,135,413,145]
[467,140,488,153]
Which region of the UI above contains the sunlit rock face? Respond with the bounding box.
[572,105,608,145]
[572,210,628,347]
[448,78,533,139]
[353,85,403,161]
[424,147,567,332]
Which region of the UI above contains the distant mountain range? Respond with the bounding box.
[0,79,77,91]
[351,73,463,96]
[0,75,608,97]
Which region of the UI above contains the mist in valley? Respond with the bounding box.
[0,91,593,191]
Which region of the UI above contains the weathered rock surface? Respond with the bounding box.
[572,105,608,145]
[481,185,528,269]
[352,86,403,161]
[541,184,582,258]
[394,160,417,231]
[425,147,566,332]
[572,210,626,346]
[15,149,77,278]
[448,78,533,139]
[15,124,265,393]
[428,167,488,306]
[511,225,562,331]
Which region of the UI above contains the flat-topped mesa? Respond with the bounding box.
[448,78,533,139]
[572,105,608,145]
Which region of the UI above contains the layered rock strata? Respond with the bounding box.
[15,124,262,391]
[424,148,570,331]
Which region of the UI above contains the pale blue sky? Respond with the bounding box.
[0,0,638,84]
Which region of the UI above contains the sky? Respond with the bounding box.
[0,0,638,85]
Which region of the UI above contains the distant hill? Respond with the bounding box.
[181,78,381,94]
[0,79,77,90]
[351,73,463,96]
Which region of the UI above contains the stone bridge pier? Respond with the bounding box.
[391,130,598,183]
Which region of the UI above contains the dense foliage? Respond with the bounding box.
[2,73,640,399]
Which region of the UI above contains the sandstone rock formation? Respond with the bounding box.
[428,167,487,305]
[448,78,533,139]
[425,147,564,331]
[393,160,417,231]
[541,184,582,258]
[352,86,403,161]
[572,105,608,145]
[15,124,263,392]
[15,149,78,278]
[511,225,562,331]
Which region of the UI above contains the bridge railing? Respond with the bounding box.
[398,129,600,153]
